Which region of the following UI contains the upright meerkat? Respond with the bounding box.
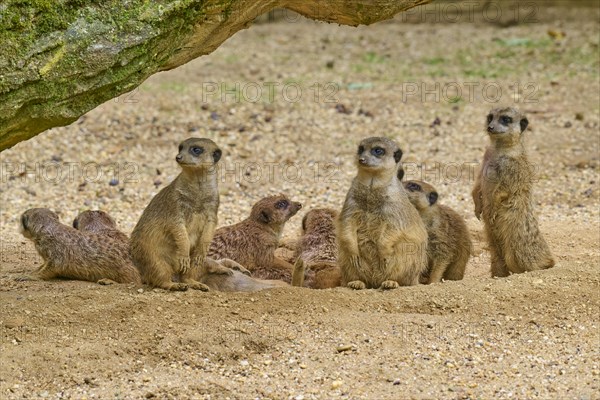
[208,194,302,282]
[130,138,234,291]
[18,208,141,284]
[291,208,341,289]
[472,107,555,277]
[337,137,428,290]
[403,181,472,283]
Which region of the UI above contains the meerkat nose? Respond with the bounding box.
[359,157,367,164]
[296,203,302,209]
[487,125,494,133]
[176,154,183,162]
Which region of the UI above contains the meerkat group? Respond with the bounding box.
[16,106,554,291]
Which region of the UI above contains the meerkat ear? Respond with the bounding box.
[397,166,405,181]
[259,210,272,224]
[428,192,438,206]
[72,217,79,229]
[213,149,222,163]
[301,213,309,232]
[520,118,529,133]
[21,213,29,231]
[393,149,403,163]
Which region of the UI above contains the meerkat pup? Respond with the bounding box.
[472,107,555,277]
[291,208,341,289]
[130,138,235,291]
[337,137,428,290]
[403,181,472,283]
[208,194,302,282]
[18,208,141,284]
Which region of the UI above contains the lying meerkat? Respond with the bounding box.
[208,194,302,282]
[403,181,472,283]
[472,107,555,277]
[18,208,141,284]
[130,138,237,291]
[291,208,341,289]
[337,137,428,290]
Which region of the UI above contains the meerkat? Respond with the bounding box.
[208,194,302,282]
[472,107,555,277]
[200,269,289,292]
[130,138,236,291]
[18,208,141,284]
[337,137,428,290]
[403,180,472,283]
[291,208,341,289]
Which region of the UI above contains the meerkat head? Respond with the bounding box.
[301,208,338,233]
[20,208,60,239]
[403,180,439,212]
[356,137,402,174]
[486,107,529,145]
[73,210,117,233]
[175,138,222,170]
[250,194,302,231]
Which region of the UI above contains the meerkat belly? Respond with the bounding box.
[186,213,208,246]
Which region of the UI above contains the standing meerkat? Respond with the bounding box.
[472,107,555,277]
[130,138,235,291]
[337,137,428,290]
[291,208,341,289]
[18,208,141,284]
[403,181,472,283]
[208,194,302,282]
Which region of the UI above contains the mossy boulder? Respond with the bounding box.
[0,0,431,151]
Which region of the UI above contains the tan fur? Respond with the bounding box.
[337,137,428,290]
[208,194,302,283]
[404,181,472,283]
[200,268,289,292]
[291,208,341,289]
[130,138,234,291]
[472,107,555,277]
[19,208,140,284]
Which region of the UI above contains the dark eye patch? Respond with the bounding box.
[275,200,289,209]
[406,182,421,192]
[357,145,364,155]
[500,115,513,125]
[371,147,385,157]
[178,144,183,152]
[487,114,493,124]
[190,146,204,156]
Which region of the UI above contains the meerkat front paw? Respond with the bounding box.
[179,257,191,274]
[187,282,210,291]
[166,282,189,291]
[14,274,36,282]
[219,259,251,276]
[205,259,234,276]
[97,278,117,285]
[380,280,399,290]
[347,280,366,290]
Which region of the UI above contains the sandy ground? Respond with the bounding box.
[1,2,599,399]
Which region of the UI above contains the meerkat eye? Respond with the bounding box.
[500,116,513,125]
[406,182,421,192]
[190,146,204,156]
[357,145,365,155]
[371,147,385,157]
[487,114,493,124]
[275,200,289,209]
